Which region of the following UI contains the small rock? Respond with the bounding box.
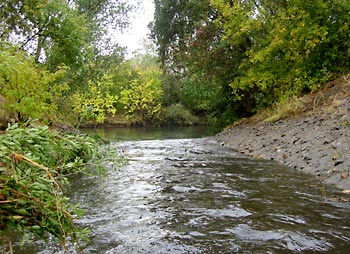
[334,160,344,166]
[332,142,341,149]
[323,139,332,145]
[341,173,349,179]
[304,156,312,161]
[292,138,300,144]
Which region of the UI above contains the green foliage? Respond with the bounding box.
[0,0,133,67]
[161,74,181,106]
[0,45,68,122]
[0,0,134,127]
[162,104,199,126]
[180,76,217,113]
[44,1,91,70]
[180,22,244,121]
[0,124,103,250]
[120,66,163,125]
[0,0,159,127]
[152,0,350,125]
[151,1,244,126]
[151,0,212,70]
[0,0,91,68]
[70,74,119,124]
[75,0,132,33]
[212,0,350,112]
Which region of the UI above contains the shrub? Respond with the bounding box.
[162,104,199,126]
[0,46,67,123]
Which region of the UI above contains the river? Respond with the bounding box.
[13,127,350,253]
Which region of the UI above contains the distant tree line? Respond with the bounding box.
[0,0,170,127]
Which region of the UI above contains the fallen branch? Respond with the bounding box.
[10,152,61,191]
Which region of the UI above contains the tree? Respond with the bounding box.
[151,0,350,125]
[0,45,67,122]
[73,0,135,55]
[0,0,137,126]
[211,0,350,111]
[151,0,212,72]
[182,20,251,123]
[0,0,89,69]
[151,0,245,126]
[0,0,134,69]
[120,64,163,125]
[70,74,119,124]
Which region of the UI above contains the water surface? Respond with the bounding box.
[81,126,216,141]
[12,128,350,253]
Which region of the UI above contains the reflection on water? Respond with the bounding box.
[10,130,350,253]
[80,126,216,141]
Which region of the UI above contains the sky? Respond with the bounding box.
[116,0,155,55]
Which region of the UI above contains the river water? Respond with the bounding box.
[14,127,350,253]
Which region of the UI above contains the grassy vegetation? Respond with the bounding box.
[262,97,306,123]
[232,73,350,126]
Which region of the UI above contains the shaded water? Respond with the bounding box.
[13,128,350,253]
[80,126,216,141]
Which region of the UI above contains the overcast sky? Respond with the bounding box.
[116,0,155,55]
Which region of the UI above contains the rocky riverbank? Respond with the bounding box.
[216,74,350,190]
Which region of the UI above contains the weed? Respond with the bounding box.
[264,97,305,122]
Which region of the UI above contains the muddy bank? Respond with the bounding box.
[216,94,350,190]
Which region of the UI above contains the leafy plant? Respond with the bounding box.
[211,0,350,112]
[152,0,350,124]
[162,103,199,126]
[120,66,163,125]
[0,45,68,123]
[70,74,119,125]
[0,123,107,252]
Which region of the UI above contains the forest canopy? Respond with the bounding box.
[151,0,350,125]
[1,0,350,128]
[0,0,170,127]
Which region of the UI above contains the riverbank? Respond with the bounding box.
[216,74,350,190]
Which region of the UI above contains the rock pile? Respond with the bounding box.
[216,89,350,190]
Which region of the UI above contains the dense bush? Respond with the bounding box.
[0,45,67,123]
[162,104,199,126]
[120,66,163,125]
[212,0,350,111]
